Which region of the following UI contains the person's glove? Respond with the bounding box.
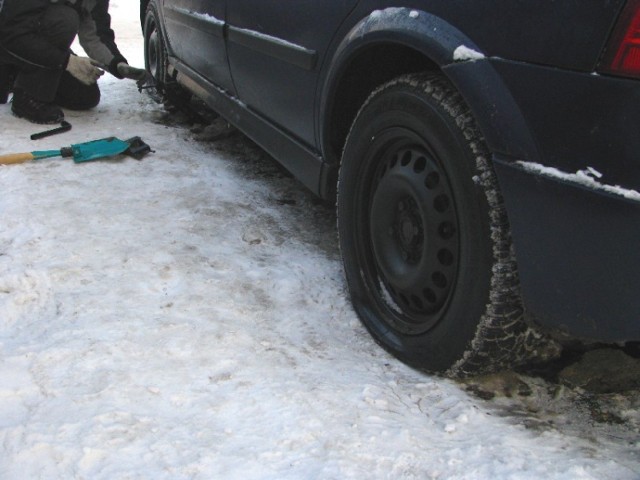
[117,63,148,81]
[117,62,156,92]
[66,56,104,85]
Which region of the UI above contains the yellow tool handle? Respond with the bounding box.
[0,152,35,165]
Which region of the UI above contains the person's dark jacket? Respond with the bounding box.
[0,0,127,77]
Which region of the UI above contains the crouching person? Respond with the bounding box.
[0,0,146,124]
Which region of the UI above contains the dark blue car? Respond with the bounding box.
[141,0,640,376]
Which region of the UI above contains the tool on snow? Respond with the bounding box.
[0,136,152,165]
[30,121,73,140]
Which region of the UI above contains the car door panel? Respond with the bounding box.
[226,1,359,147]
[162,0,234,94]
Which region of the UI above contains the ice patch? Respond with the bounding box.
[172,7,223,26]
[378,278,403,314]
[190,12,223,26]
[366,8,421,25]
[453,45,485,61]
[0,270,53,327]
[232,26,309,52]
[584,166,603,179]
[0,356,39,427]
[518,161,640,202]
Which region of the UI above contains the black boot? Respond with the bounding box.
[0,64,13,104]
[11,89,64,124]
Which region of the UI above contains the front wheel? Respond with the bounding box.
[143,1,190,106]
[338,72,549,376]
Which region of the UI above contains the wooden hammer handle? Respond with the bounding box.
[0,153,35,165]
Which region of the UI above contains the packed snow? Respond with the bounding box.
[517,161,640,202]
[453,45,485,62]
[173,7,224,27]
[1,2,639,479]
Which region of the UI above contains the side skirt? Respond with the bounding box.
[168,57,325,197]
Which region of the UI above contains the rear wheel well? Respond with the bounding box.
[336,72,557,375]
[326,44,437,165]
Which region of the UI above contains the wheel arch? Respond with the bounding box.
[141,0,173,57]
[318,8,540,199]
[140,0,150,28]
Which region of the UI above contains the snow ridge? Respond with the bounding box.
[518,161,640,202]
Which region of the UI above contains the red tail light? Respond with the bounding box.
[600,0,640,79]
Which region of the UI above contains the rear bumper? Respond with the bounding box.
[495,157,640,341]
[489,58,640,192]
[471,58,640,342]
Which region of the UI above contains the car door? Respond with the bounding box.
[161,0,234,94]
[226,1,359,148]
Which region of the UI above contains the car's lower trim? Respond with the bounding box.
[168,58,325,196]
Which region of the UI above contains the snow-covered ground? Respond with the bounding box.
[1,2,638,479]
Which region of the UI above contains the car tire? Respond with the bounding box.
[338,72,550,376]
[143,1,189,107]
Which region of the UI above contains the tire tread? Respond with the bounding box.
[340,72,559,377]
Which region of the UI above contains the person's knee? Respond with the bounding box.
[41,5,80,48]
[55,71,100,110]
[83,87,101,109]
[60,86,100,110]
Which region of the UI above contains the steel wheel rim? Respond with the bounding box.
[365,130,460,335]
[146,20,160,79]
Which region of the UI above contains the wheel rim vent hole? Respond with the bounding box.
[438,249,454,266]
[413,156,427,173]
[423,288,437,304]
[399,293,409,306]
[425,172,440,189]
[432,271,447,288]
[434,194,450,213]
[438,222,456,240]
[411,295,424,310]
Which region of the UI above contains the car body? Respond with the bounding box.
[141,0,640,375]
